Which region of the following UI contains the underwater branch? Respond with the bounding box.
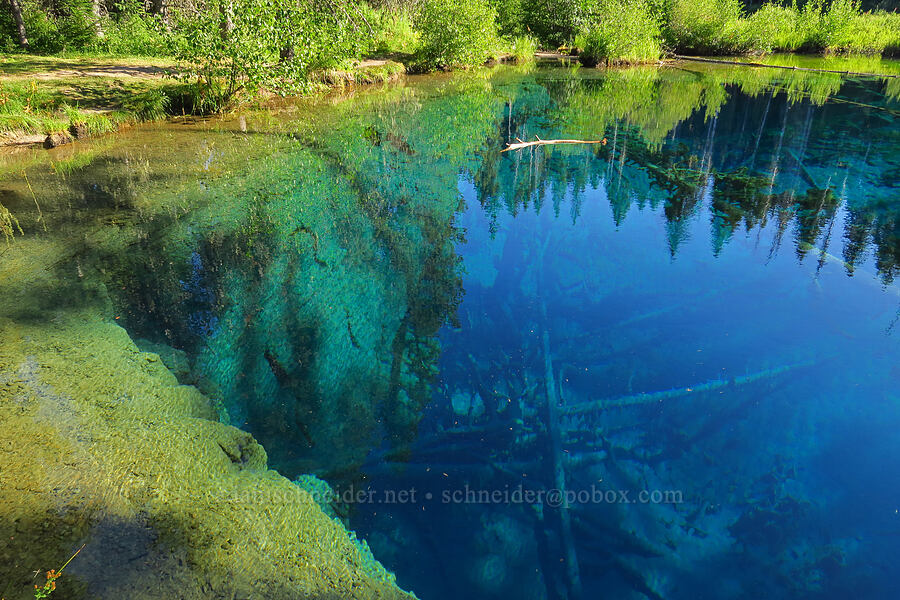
[561,360,817,414]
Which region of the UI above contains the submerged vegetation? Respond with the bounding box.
[0,198,22,243]
[1,60,896,598]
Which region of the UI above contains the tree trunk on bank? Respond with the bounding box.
[149,0,167,20]
[7,0,28,49]
[92,0,104,38]
[219,1,234,40]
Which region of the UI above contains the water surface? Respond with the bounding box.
[1,61,898,599]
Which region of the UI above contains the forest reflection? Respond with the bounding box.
[473,65,898,284]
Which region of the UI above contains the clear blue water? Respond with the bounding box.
[343,68,900,600]
[2,63,899,599]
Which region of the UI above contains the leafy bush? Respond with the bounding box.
[521,0,593,47]
[415,0,499,69]
[873,11,900,57]
[11,0,98,53]
[19,4,66,53]
[664,0,754,55]
[92,5,177,57]
[788,0,895,54]
[174,0,375,105]
[507,34,539,62]
[55,0,98,48]
[746,4,803,52]
[496,0,526,37]
[816,0,862,50]
[372,8,419,55]
[577,0,662,65]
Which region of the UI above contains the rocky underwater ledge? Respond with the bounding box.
[0,306,412,600]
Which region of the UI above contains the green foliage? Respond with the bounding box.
[577,0,662,65]
[92,1,178,57]
[496,0,526,37]
[507,34,539,62]
[372,8,420,55]
[0,200,23,245]
[0,0,98,53]
[19,3,68,53]
[664,0,755,55]
[521,0,593,47]
[741,1,900,55]
[173,0,375,106]
[415,0,500,69]
[800,0,897,54]
[0,79,57,132]
[746,4,804,52]
[120,88,171,120]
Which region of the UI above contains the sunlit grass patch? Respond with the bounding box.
[577,0,662,66]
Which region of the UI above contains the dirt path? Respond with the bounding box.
[0,55,174,80]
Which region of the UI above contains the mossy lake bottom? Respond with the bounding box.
[1,59,899,600]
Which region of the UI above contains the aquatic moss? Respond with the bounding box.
[0,311,413,600]
[0,200,22,245]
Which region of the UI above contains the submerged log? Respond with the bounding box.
[561,359,816,415]
[672,55,900,79]
[542,320,583,600]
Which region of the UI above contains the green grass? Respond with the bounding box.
[372,10,420,55]
[665,0,900,57]
[576,0,662,66]
[507,35,540,63]
[0,54,181,137]
[1,199,23,245]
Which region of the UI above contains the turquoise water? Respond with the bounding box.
[1,63,899,599]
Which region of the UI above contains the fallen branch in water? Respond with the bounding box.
[502,136,607,152]
[560,359,816,415]
[671,55,900,78]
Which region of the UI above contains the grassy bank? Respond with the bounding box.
[0,0,898,142]
[0,54,407,146]
[0,55,178,144]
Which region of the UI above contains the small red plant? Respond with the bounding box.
[33,544,85,599]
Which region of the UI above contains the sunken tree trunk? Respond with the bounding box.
[7,0,28,49]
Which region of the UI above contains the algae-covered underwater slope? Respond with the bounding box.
[0,61,899,599]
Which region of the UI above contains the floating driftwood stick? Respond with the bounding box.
[502,136,607,152]
[561,359,816,415]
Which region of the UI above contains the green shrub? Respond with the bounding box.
[577,0,662,65]
[92,8,177,57]
[415,0,499,69]
[55,0,99,49]
[746,4,803,52]
[817,0,861,50]
[521,0,593,47]
[8,0,100,53]
[372,8,420,55]
[507,34,540,62]
[793,0,895,54]
[875,11,900,57]
[496,0,526,37]
[664,0,754,55]
[174,0,374,105]
[20,5,65,53]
